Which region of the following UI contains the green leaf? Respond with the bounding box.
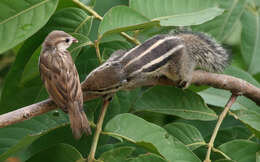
[133,86,217,121]
[0,111,69,161]
[49,7,93,35]
[241,8,260,74]
[57,0,96,11]
[105,113,201,162]
[105,89,141,123]
[98,146,134,162]
[257,151,260,162]
[98,6,158,36]
[164,122,205,150]
[24,124,93,159]
[0,0,59,54]
[194,0,247,41]
[218,140,260,162]
[156,7,224,26]
[26,143,84,162]
[0,7,93,114]
[80,0,96,8]
[130,0,223,26]
[127,153,167,162]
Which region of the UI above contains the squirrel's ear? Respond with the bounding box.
[108,50,127,62]
[111,61,120,66]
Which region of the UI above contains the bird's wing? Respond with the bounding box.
[39,50,69,109]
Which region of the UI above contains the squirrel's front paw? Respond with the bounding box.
[177,80,190,89]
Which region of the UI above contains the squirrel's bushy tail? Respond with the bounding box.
[68,102,92,139]
[175,30,231,72]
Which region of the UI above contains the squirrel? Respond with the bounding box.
[83,30,231,94]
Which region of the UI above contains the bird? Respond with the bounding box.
[39,30,92,139]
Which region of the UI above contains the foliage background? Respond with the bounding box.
[0,0,260,161]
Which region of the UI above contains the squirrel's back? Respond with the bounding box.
[173,31,230,72]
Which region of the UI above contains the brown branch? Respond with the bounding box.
[204,94,238,162]
[1,70,260,128]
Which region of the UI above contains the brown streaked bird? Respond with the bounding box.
[39,30,91,139]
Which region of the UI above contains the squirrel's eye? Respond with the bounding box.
[65,38,70,43]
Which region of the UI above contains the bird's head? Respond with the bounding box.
[42,30,78,52]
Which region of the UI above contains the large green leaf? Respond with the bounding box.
[241,8,260,74]
[133,86,217,121]
[98,146,134,162]
[56,0,96,11]
[127,154,167,162]
[257,151,260,162]
[98,6,157,37]
[130,0,223,26]
[218,140,260,162]
[0,7,93,114]
[23,124,93,160]
[164,122,205,150]
[105,113,201,162]
[26,143,84,162]
[105,89,141,124]
[215,160,236,162]
[0,111,69,161]
[0,0,59,54]
[157,7,224,26]
[98,146,167,162]
[194,0,247,41]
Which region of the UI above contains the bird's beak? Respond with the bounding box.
[72,38,78,43]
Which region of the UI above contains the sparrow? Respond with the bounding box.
[39,30,91,139]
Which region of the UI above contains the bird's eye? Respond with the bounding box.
[65,38,70,43]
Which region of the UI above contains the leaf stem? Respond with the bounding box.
[94,39,102,63]
[120,32,141,45]
[72,0,103,20]
[247,134,255,140]
[212,147,232,160]
[186,141,207,147]
[88,100,110,162]
[204,94,238,162]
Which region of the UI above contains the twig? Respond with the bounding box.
[204,94,238,162]
[88,99,110,162]
[1,71,260,128]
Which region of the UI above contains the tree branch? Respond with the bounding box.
[1,70,260,128]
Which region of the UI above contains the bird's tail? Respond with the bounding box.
[67,102,92,139]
